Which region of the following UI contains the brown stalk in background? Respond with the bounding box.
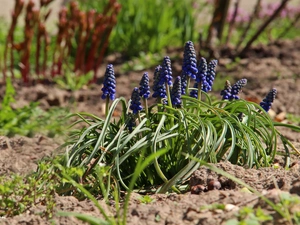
[235,0,261,51]
[206,0,231,48]
[3,0,24,81]
[20,0,38,83]
[225,0,240,47]
[277,11,300,40]
[238,0,290,57]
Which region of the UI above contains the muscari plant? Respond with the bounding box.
[63,41,300,195]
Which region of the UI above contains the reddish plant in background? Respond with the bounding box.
[3,0,121,85]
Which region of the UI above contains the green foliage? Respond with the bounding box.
[286,113,300,125]
[63,86,299,195]
[138,195,155,204]
[120,52,162,73]
[109,0,197,57]
[0,78,68,137]
[225,207,272,225]
[0,161,57,217]
[54,71,94,91]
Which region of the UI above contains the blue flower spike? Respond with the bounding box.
[130,87,143,114]
[139,72,150,116]
[260,88,277,112]
[182,41,198,80]
[203,59,218,92]
[196,57,207,84]
[139,72,150,99]
[152,65,167,100]
[101,64,116,101]
[171,76,182,107]
[160,56,173,86]
[231,78,247,100]
[220,80,232,100]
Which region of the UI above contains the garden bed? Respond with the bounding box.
[1,38,300,225]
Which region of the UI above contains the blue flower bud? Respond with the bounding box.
[101,64,116,100]
[260,88,277,112]
[160,56,173,86]
[171,76,182,106]
[139,72,150,99]
[182,41,198,80]
[231,78,247,100]
[220,80,232,100]
[130,87,143,114]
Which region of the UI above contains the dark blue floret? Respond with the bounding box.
[220,80,232,100]
[182,41,198,80]
[190,82,198,99]
[139,72,150,99]
[171,76,182,106]
[101,64,116,100]
[130,87,143,114]
[260,88,277,112]
[196,57,207,84]
[202,59,218,92]
[152,65,167,99]
[231,78,247,99]
[160,56,173,86]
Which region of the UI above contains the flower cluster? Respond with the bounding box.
[130,87,143,114]
[152,65,167,99]
[220,78,247,100]
[220,80,232,100]
[260,88,277,112]
[182,41,198,80]
[139,72,150,99]
[160,56,173,86]
[203,60,218,93]
[171,76,182,107]
[196,57,208,84]
[101,64,116,100]
[230,78,247,100]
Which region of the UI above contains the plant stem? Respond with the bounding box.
[105,96,110,117]
[197,82,202,101]
[166,83,172,108]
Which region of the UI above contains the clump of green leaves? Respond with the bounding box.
[108,0,197,57]
[62,41,300,197]
[54,70,93,91]
[0,78,68,137]
[225,206,272,225]
[0,161,57,217]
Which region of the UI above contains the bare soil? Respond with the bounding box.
[1,38,300,225]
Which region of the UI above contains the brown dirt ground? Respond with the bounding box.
[1,38,300,225]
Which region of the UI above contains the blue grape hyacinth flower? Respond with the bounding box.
[160,56,173,86]
[139,72,150,99]
[171,76,182,107]
[260,88,277,112]
[231,78,247,100]
[220,80,232,100]
[203,59,218,92]
[101,64,116,101]
[130,87,143,114]
[196,57,207,84]
[152,65,167,100]
[182,41,198,80]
